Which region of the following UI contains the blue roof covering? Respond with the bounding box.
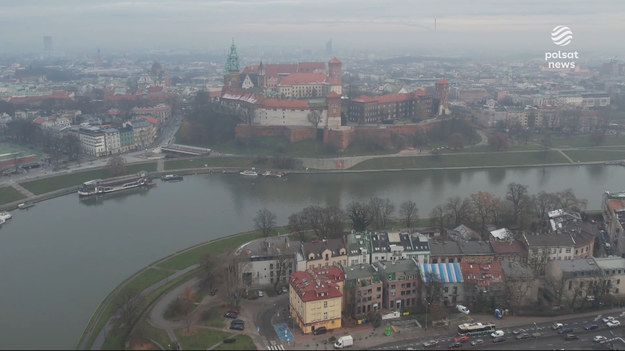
[420,263,463,283]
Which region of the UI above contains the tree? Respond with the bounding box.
[444,196,473,227]
[399,201,419,229]
[346,201,372,232]
[199,253,217,291]
[107,155,126,177]
[307,110,322,129]
[413,129,428,152]
[590,130,606,146]
[470,191,497,239]
[488,133,509,151]
[430,205,445,232]
[254,208,276,237]
[505,183,529,226]
[273,239,295,290]
[448,132,465,150]
[368,197,394,230]
[112,286,145,340]
[530,191,561,223]
[556,188,588,213]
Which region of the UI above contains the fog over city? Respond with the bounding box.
[1,0,624,58]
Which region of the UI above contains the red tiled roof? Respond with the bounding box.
[290,266,345,302]
[139,115,158,124]
[260,99,309,109]
[609,199,625,212]
[377,93,411,103]
[351,95,377,103]
[459,261,504,287]
[279,72,328,86]
[437,78,450,84]
[413,89,431,97]
[326,92,341,98]
[298,62,326,72]
[244,63,299,77]
[329,57,342,64]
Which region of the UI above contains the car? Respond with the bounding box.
[512,328,526,335]
[490,330,504,338]
[282,286,288,293]
[564,333,578,341]
[448,341,463,349]
[584,323,599,330]
[276,289,283,295]
[515,333,531,340]
[257,290,264,297]
[594,335,608,343]
[231,319,244,325]
[552,322,564,330]
[313,326,327,335]
[224,312,238,319]
[454,335,469,343]
[423,340,439,347]
[470,339,483,346]
[607,320,621,327]
[492,336,506,343]
[602,316,615,323]
[558,327,573,334]
[229,323,244,330]
[227,308,240,314]
[209,288,218,296]
[223,338,236,344]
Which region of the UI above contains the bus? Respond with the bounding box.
[457,322,496,336]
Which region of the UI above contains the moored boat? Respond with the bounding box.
[0,211,12,221]
[18,202,34,209]
[262,170,287,178]
[240,168,258,176]
[0,218,5,226]
[161,174,183,182]
[77,174,153,197]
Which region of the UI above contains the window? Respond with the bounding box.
[324,301,328,308]
[323,312,328,319]
[618,279,621,284]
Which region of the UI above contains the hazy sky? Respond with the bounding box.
[1,0,624,58]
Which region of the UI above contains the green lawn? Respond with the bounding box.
[20,162,156,195]
[533,134,625,148]
[213,334,256,350]
[350,151,569,170]
[157,231,262,270]
[164,157,256,170]
[174,329,232,350]
[562,150,625,163]
[121,268,174,295]
[0,186,26,205]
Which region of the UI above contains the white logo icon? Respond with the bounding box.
[551,25,573,46]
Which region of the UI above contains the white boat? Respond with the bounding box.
[0,211,12,221]
[240,169,258,176]
[0,218,5,225]
[262,170,286,178]
[18,202,34,209]
[77,175,152,197]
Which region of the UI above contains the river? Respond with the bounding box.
[0,164,622,349]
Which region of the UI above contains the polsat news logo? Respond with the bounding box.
[545,25,578,69]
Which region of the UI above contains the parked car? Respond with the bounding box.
[282,286,288,293]
[313,326,327,335]
[552,322,564,330]
[257,290,264,297]
[492,336,506,343]
[209,288,218,296]
[602,316,615,323]
[454,335,469,343]
[227,308,240,314]
[448,341,462,349]
[584,323,599,330]
[512,328,526,335]
[230,319,244,330]
[224,312,238,319]
[515,333,531,340]
[276,288,283,295]
[423,340,439,347]
[564,334,578,341]
[607,320,621,327]
[594,335,608,343]
[558,327,574,334]
[490,330,504,338]
[470,339,483,346]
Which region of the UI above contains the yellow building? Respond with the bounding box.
[289,266,345,334]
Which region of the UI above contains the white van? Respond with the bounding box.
[334,335,353,349]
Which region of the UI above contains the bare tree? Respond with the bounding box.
[531,191,560,222]
[199,253,218,291]
[307,109,322,129]
[430,205,445,232]
[444,196,473,227]
[290,205,344,239]
[506,183,529,226]
[254,208,277,237]
[346,201,373,232]
[112,286,145,339]
[470,191,497,238]
[399,201,419,229]
[107,155,126,177]
[556,189,588,213]
[223,253,251,307]
[369,197,394,229]
[273,239,295,290]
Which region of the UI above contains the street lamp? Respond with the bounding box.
[424,298,431,333]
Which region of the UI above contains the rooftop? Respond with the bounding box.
[290,266,345,302]
[420,262,464,283]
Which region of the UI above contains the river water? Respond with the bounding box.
[0,164,622,349]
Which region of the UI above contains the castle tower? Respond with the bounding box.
[258,61,266,90]
[325,92,341,129]
[328,57,342,95]
[224,40,240,90]
[435,78,450,115]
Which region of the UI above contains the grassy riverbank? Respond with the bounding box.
[0,186,25,205]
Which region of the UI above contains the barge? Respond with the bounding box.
[161,174,183,182]
[78,174,153,197]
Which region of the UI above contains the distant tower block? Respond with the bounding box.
[435,78,450,115]
[43,36,52,52]
[326,39,333,55]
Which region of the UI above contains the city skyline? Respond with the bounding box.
[1,0,624,58]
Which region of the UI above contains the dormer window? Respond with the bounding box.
[325,253,330,261]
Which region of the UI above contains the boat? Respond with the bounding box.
[18,202,34,209]
[161,174,183,182]
[240,169,258,176]
[0,211,12,221]
[0,218,5,226]
[262,170,287,178]
[77,174,153,197]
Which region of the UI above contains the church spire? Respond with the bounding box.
[224,39,239,74]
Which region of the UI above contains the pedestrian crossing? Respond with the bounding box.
[267,344,285,350]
